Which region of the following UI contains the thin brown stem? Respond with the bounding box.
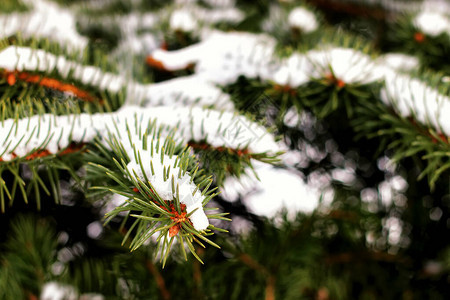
[238,253,276,300]
[265,275,276,300]
[146,259,171,300]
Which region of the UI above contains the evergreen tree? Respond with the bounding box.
[0,0,449,299]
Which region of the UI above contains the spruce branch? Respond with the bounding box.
[0,45,126,112]
[86,122,227,265]
[353,99,449,189]
[0,1,448,298]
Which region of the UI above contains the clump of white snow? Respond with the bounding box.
[413,11,450,37]
[125,142,209,230]
[306,47,384,84]
[288,7,318,33]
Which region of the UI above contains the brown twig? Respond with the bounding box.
[1,70,101,103]
[265,275,276,300]
[28,292,38,300]
[187,141,250,157]
[0,143,85,162]
[238,253,276,300]
[146,259,171,300]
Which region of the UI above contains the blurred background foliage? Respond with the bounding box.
[0,0,449,299]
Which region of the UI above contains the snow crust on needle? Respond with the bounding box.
[125,143,209,231]
[0,46,126,93]
[0,46,234,110]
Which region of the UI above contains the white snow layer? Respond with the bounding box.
[108,12,160,58]
[413,11,450,37]
[0,105,279,162]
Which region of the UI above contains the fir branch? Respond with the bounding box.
[1,1,448,298]
[0,45,125,95]
[85,122,227,263]
[0,147,84,211]
[187,140,281,185]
